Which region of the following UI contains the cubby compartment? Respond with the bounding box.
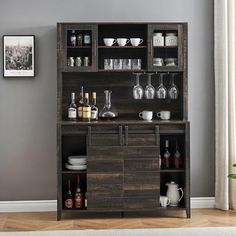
[62,135,87,171]
[62,173,87,210]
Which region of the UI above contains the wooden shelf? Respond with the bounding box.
[160,169,185,173]
[62,170,87,174]
[153,46,178,49]
[67,46,91,49]
[98,69,145,72]
[98,46,147,49]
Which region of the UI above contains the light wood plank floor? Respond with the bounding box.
[0,209,236,232]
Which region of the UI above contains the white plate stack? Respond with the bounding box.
[65,156,87,170]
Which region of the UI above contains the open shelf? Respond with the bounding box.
[160,169,185,173]
[98,46,147,49]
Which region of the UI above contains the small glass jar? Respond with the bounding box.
[83,33,91,45]
[165,33,178,46]
[77,34,83,46]
[68,57,74,67]
[165,58,177,66]
[153,32,164,46]
[75,57,82,67]
[153,58,164,66]
[83,57,89,67]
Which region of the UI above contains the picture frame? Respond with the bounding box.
[3,35,35,77]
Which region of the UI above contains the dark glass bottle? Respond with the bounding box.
[91,92,98,121]
[77,86,84,120]
[174,140,182,169]
[163,140,170,168]
[70,30,76,47]
[75,175,83,209]
[65,179,73,209]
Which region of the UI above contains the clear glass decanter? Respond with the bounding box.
[99,90,118,120]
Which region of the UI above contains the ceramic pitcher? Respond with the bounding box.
[166,181,184,206]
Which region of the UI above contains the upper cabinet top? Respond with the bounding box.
[57,23,187,73]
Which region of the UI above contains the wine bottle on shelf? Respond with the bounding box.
[82,93,91,121]
[174,140,182,169]
[70,30,76,47]
[68,92,77,121]
[77,86,84,120]
[163,140,170,168]
[84,192,87,209]
[75,175,83,209]
[65,179,74,209]
[91,92,98,121]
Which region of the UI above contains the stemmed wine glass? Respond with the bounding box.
[145,73,155,99]
[156,73,167,99]
[168,73,179,99]
[133,73,144,99]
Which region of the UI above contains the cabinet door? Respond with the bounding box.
[87,127,123,210]
[122,125,160,209]
[61,23,98,72]
[147,23,184,71]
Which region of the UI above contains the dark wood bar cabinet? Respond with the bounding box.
[57,22,189,220]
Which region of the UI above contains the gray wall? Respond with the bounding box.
[0,0,214,200]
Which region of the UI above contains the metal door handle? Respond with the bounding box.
[124,126,128,146]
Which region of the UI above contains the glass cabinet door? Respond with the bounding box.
[62,24,98,72]
[148,24,184,71]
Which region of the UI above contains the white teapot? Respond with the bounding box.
[166,181,184,206]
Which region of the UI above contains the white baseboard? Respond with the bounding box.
[0,197,215,213]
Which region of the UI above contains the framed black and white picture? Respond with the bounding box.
[3,35,35,77]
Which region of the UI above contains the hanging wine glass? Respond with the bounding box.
[133,73,144,99]
[145,73,155,99]
[168,73,179,99]
[156,73,167,99]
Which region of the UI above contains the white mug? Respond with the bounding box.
[139,111,153,121]
[157,110,171,120]
[104,38,116,46]
[160,195,170,207]
[130,38,143,46]
[117,38,130,46]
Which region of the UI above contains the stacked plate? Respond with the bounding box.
[65,155,87,170]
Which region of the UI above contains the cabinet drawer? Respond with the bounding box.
[127,134,159,146]
[124,159,159,172]
[87,173,123,185]
[123,197,159,210]
[87,184,123,197]
[87,197,123,210]
[87,159,123,173]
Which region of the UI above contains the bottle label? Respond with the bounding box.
[91,110,98,120]
[83,107,91,119]
[84,35,91,44]
[75,195,83,208]
[65,199,73,208]
[78,107,83,118]
[68,108,77,118]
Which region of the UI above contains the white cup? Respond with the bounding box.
[160,196,170,207]
[157,111,171,120]
[130,38,143,46]
[117,38,130,46]
[139,111,153,121]
[104,38,116,46]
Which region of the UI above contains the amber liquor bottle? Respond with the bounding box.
[163,140,170,168]
[75,175,83,209]
[91,92,98,121]
[65,179,74,209]
[68,92,77,121]
[77,86,84,120]
[82,93,91,121]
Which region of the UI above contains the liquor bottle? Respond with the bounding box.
[75,175,83,209]
[82,93,91,121]
[91,92,98,121]
[65,179,73,209]
[70,30,76,47]
[83,32,91,45]
[77,33,83,46]
[84,192,87,209]
[163,140,170,168]
[174,140,182,169]
[68,92,77,120]
[77,86,84,120]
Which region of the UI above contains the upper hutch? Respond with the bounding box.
[57,22,189,220]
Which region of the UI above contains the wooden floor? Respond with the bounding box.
[0,209,236,232]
